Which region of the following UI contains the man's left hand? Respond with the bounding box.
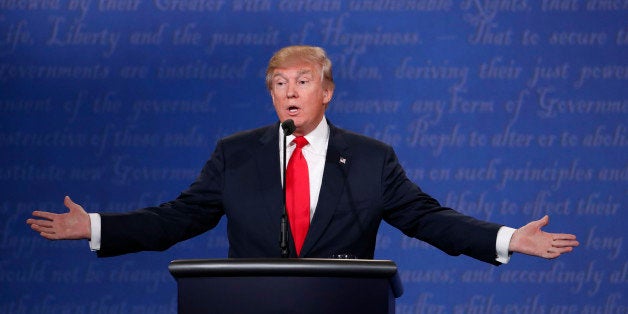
[509,215,579,259]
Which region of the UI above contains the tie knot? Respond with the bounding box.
[293,136,308,148]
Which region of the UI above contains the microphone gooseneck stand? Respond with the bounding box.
[280,119,295,258]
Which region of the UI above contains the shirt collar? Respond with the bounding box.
[280,116,330,154]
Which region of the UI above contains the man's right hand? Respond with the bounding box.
[26,196,91,240]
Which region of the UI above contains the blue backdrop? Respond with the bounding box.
[1,1,626,313]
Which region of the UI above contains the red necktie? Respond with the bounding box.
[286,136,310,256]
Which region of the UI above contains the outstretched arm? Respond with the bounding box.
[509,215,579,259]
[26,196,91,240]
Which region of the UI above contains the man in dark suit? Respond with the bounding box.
[27,45,578,264]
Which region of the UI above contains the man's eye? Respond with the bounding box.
[298,80,309,85]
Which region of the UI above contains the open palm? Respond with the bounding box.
[509,215,579,259]
[26,196,91,240]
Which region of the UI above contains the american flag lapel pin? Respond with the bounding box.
[339,157,346,164]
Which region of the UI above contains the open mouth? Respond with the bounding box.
[288,106,300,114]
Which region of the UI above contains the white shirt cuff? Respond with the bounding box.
[495,226,516,264]
[88,213,101,251]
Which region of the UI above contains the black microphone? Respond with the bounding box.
[280,119,295,257]
[281,119,296,136]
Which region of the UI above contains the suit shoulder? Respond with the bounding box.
[333,126,393,152]
[220,123,276,146]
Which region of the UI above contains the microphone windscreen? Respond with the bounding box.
[281,119,296,136]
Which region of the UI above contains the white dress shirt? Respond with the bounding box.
[280,116,330,221]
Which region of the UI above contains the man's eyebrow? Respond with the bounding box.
[297,69,313,76]
[272,69,314,80]
[272,73,287,80]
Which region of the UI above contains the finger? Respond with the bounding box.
[40,231,60,240]
[548,246,574,255]
[27,219,54,228]
[553,239,580,248]
[552,233,577,240]
[544,252,560,259]
[30,223,55,234]
[31,211,56,220]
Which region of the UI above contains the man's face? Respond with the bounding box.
[270,62,333,137]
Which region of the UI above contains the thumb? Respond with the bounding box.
[64,196,80,212]
[536,215,549,228]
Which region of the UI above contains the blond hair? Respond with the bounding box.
[265,45,334,91]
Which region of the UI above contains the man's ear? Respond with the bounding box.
[323,88,334,103]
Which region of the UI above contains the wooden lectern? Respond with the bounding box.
[169,258,403,314]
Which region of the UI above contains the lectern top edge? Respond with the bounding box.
[169,258,404,299]
[169,258,398,278]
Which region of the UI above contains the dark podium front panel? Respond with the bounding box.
[169,258,403,314]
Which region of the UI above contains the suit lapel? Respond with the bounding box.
[300,123,351,256]
[254,123,284,236]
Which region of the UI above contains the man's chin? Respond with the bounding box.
[292,124,308,136]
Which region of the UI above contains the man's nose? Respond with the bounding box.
[286,83,298,98]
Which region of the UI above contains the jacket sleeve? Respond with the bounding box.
[97,141,227,257]
[380,145,503,265]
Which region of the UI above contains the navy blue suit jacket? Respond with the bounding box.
[99,121,503,265]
